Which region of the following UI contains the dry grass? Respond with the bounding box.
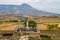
[0,15,60,30]
[0,22,22,30]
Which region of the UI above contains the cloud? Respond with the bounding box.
[35,0,60,13]
[0,0,40,4]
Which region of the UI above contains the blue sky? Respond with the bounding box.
[0,0,60,14]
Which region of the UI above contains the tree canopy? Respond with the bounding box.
[24,20,37,28]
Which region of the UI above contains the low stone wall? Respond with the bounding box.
[0,30,60,40]
[0,30,40,40]
[40,30,60,40]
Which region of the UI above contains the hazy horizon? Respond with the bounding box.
[0,0,60,14]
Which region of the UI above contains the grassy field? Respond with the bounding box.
[0,15,60,30]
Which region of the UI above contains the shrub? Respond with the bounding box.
[41,37,53,40]
[29,37,34,40]
[12,20,18,22]
[0,21,3,24]
[9,20,18,22]
[47,24,58,30]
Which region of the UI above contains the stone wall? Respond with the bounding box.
[40,30,60,40]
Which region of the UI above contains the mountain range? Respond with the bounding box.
[0,3,60,16]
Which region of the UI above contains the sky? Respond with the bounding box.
[0,0,60,14]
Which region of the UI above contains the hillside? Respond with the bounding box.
[0,3,60,16]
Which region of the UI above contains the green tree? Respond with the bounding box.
[24,20,37,28]
[47,24,58,30]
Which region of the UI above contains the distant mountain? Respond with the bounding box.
[0,3,60,16]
